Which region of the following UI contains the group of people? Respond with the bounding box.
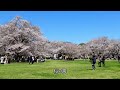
[28,56,35,64]
[24,55,46,64]
[0,54,11,64]
[0,53,46,64]
[27,55,46,64]
[89,53,106,70]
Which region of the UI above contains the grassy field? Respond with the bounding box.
[0,59,120,79]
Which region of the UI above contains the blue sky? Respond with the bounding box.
[0,11,120,44]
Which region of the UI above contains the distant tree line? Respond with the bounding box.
[0,16,120,61]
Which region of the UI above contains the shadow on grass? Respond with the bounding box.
[87,68,94,70]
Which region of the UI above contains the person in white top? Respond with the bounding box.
[54,54,57,60]
[1,55,5,64]
[32,56,35,64]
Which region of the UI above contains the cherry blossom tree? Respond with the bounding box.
[0,16,48,60]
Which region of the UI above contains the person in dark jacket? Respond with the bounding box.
[28,56,32,64]
[91,54,96,70]
[101,55,105,67]
[117,55,120,63]
[7,53,11,64]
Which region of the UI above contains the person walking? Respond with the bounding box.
[91,54,96,70]
[101,55,105,67]
[117,55,120,63]
[98,55,102,67]
[7,53,11,64]
[28,56,32,64]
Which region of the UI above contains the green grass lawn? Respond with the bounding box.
[0,59,120,79]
